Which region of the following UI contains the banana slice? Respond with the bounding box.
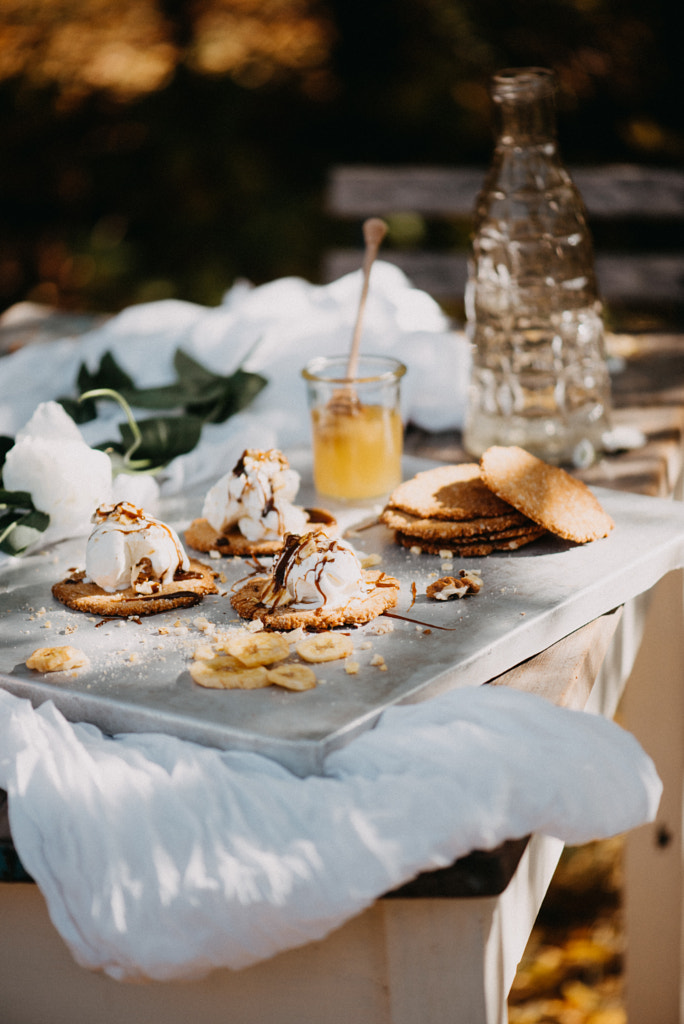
[295,632,354,663]
[26,645,90,673]
[190,655,271,690]
[223,632,290,667]
[267,664,317,691]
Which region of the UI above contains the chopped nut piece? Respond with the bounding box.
[459,569,483,593]
[426,569,483,601]
[360,552,382,568]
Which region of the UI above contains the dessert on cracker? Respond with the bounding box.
[185,448,335,557]
[52,501,218,617]
[230,527,400,631]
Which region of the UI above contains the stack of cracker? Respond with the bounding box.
[380,462,546,556]
[381,446,614,556]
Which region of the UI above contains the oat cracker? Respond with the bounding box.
[52,559,218,617]
[231,569,399,632]
[480,446,614,544]
[385,463,517,521]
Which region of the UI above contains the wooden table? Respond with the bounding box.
[403,330,684,1023]
[1,326,683,1023]
[0,610,630,1024]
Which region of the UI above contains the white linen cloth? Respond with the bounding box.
[0,685,660,982]
[0,267,660,982]
[0,262,470,497]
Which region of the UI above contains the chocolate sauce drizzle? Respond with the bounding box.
[383,611,459,631]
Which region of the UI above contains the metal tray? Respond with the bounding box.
[2,456,684,775]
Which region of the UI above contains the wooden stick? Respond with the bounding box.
[346,218,388,380]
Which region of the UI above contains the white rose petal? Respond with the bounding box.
[3,401,113,549]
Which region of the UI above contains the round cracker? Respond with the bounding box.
[185,508,337,556]
[381,506,531,540]
[385,464,517,521]
[52,559,218,617]
[230,569,400,631]
[480,446,614,544]
[394,527,546,557]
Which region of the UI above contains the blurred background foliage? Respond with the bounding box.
[0,0,680,314]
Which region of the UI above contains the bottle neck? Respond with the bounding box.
[491,67,558,148]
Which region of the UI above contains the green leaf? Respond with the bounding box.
[78,351,135,394]
[112,349,267,424]
[172,349,222,394]
[118,382,189,411]
[0,488,34,507]
[186,367,267,423]
[57,352,137,423]
[0,493,50,555]
[0,436,14,478]
[101,415,204,469]
[58,396,97,424]
[56,346,268,475]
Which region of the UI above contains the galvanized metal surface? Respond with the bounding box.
[1,460,684,775]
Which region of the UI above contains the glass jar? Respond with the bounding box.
[302,354,406,501]
[462,67,611,467]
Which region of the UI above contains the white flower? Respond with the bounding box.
[3,401,113,550]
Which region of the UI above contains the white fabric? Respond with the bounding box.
[0,264,471,489]
[0,685,660,982]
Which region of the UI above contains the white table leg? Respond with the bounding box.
[623,567,684,1023]
[382,833,564,1024]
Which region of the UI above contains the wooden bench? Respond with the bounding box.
[323,164,684,319]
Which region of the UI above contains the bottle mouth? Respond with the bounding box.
[492,66,556,100]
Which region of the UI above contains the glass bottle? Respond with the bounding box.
[462,67,611,466]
